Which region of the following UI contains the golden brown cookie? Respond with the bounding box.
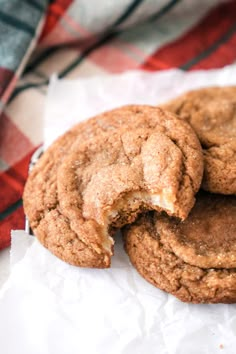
[123,192,236,303]
[162,87,236,194]
[23,105,203,268]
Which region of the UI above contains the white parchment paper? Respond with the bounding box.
[2,66,236,354]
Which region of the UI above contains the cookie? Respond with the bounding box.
[162,87,236,194]
[123,192,236,303]
[23,105,203,267]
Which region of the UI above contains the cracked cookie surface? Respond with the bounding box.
[123,192,236,303]
[23,105,203,267]
[162,87,236,194]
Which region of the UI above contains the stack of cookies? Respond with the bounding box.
[23,87,236,304]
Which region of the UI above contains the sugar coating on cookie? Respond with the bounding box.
[57,128,200,260]
[123,192,236,303]
[162,87,236,194]
[23,105,203,268]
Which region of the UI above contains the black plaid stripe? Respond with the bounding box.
[150,0,181,21]
[112,0,145,27]
[0,10,35,35]
[181,21,236,70]
[22,0,47,12]
[0,199,22,222]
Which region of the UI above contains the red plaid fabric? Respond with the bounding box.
[1,0,236,250]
